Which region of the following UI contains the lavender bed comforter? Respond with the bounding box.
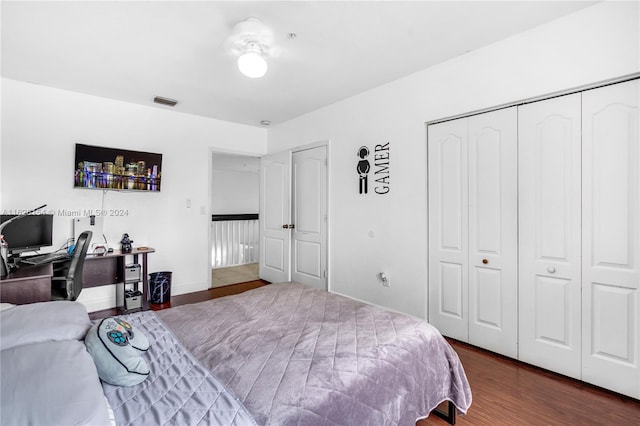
[156,282,471,425]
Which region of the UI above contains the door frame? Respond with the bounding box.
[208,148,263,289]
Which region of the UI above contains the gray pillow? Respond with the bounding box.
[0,301,91,351]
[1,340,111,426]
[85,317,150,386]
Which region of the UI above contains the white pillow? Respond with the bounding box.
[84,317,150,387]
[0,301,91,351]
[0,303,15,311]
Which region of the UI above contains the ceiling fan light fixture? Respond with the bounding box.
[238,41,268,78]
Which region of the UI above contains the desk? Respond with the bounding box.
[0,247,155,310]
[0,263,52,304]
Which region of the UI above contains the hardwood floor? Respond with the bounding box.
[420,341,640,425]
[89,281,640,424]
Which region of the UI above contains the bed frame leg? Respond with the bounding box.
[432,401,456,425]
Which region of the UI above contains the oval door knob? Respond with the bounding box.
[289,224,295,229]
[282,224,289,229]
[482,259,488,264]
[547,266,556,274]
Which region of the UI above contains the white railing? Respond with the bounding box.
[211,214,259,268]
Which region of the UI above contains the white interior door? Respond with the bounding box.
[291,146,328,290]
[428,117,469,342]
[467,107,518,358]
[259,151,291,283]
[518,93,582,378]
[582,79,639,398]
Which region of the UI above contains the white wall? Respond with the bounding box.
[211,157,259,215]
[267,2,640,318]
[0,79,267,311]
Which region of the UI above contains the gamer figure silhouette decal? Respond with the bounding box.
[357,143,390,195]
[357,146,370,194]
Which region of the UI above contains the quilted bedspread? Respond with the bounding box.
[156,282,471,425]
[101,311,257,426]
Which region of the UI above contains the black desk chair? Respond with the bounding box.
[51,231,92,301]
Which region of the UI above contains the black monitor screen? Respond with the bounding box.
[0,214,53,254]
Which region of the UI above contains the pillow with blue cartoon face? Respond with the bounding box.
[84,317,150,386]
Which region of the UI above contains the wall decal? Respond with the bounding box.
[373,142,390,194]
[357,143,390,195]
[357,146,370,194]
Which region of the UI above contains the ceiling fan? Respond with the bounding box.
[225,17,274,78]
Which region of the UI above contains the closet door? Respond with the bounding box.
[518,94,582,378]
[467,107,518,358]
[428,118,469,341]
[582,79,639,398]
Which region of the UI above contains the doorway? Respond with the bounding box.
[210,153,260,287]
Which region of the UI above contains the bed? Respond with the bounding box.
[1,282,471,425]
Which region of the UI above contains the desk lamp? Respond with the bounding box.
[0,204,47,277]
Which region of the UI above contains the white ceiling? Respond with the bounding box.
[1,1,596,127]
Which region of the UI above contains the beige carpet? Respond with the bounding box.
[211,263,259,287]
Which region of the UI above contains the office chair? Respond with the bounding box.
[51,231,92,301]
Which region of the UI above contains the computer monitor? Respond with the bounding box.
[0,214,54,255]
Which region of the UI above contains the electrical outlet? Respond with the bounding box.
[380,272,390,287]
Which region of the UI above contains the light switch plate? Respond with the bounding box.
[73,216,104,242]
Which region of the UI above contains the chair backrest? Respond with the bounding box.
[66,230,92,300]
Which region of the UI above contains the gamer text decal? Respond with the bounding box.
[357,142,390,195]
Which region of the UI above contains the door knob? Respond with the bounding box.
[482,259,488,264]
[547,266,556,274]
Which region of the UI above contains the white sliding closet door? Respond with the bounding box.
[467,108,518,358]
[582,79,639,398]
[428,118,469,342]
[428,108,518,357]
[518,93,582,379]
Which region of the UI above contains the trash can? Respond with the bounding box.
[149,271,172,304]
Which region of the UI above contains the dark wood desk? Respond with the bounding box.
[0,247,155,310]
[0,263,53,304]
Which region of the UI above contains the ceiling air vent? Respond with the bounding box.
[153,96,177,107]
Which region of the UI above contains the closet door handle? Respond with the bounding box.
[282,224,289,229]
[482,259,489,264]
[547,266,556,274]
[282,224,296,229]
